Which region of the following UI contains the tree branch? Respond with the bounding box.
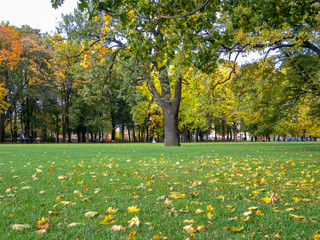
[158,0,211,20]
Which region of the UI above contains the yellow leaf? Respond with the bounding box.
[107,207,119,214]
[285,208,295,212]
[84,211,99,218]
[128,206,140,213]
[207,212,216,219]
[169,193,186,199]
[290,214,306,221]
[207,205,215,211]
[312,233,320,240]
[100,214,115,225]
[196,225,207,231]
[195,209,204,214]
[294,197,301,203]
[127,230,137,239]
[261,196,271,203]
[183,219,195,224]
[231,226,244,232]
[256,210,264,216]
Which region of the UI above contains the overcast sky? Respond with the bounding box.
[0,0,79,34]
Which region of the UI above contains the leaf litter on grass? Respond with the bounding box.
[0,143,319,239]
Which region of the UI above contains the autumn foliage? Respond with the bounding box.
[0,26,23,70]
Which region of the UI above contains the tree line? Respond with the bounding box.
[0,0,319,144]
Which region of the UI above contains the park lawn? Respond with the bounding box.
[0,142,319,239]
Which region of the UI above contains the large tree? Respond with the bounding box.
[52,0,221,146]
[220,0,320,112]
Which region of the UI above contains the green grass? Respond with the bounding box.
[0,142,319,239]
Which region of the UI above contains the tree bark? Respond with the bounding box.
[144,69,182,146]
[194,128,198,143]
[162,103,180,146]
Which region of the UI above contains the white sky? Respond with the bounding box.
[0,0,79,34]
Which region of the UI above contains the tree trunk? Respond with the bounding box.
[194,128,198,143]
[86,126,89,144]
[133,125,136,142]
[128,126,131,142]
[111,128,116,141]
[145,67,182,146]
[222,119,225,141]
[200,131,204,142]
[121,124,125,142]
[77,130,81,143]
[56,113,59,142]
[162,104,180,146]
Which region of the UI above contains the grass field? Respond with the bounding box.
[0,142,319,239]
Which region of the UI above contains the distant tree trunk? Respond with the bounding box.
[63,86,71,143]
[68,129,72,143]
[200,131,204,142]
[222,119,225,141]
[194,128,198,143]
[77,130,81,143]
[214,128,217,141]
[133,125,136,142]
[81,130,86,143]
[121,124,125,142]
[86,126,89,143]
[56,114,59,142]
[0,125,4,142]
[111,127,116,141]
[128,126,131,142]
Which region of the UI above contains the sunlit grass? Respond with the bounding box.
[0,142,319,239]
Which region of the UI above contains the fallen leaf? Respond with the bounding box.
[100,215,116,225]
[256,210,264,216]
[183,219,196,224]
[12,224,31,231]
[68,222,82,227]
[35,229,47,235]
[128,216,140,227]
[196,225,207,231]
[107,207,119,214]
[207,205,215,211]
[127,230,137,239]
[231,226,244,232]
[290,214,306,221]
[248,207,259,210]
[128,206,140,213]
[285,208,295,212]
[111,225,127,231]
[195,209,204,214]
[35,218,49,229]
[183,224,196,233]
[85,211,99,218]
[164,198,173,204]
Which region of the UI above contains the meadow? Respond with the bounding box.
[0,142,319,239]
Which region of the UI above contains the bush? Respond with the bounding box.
[45,135,56,143]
